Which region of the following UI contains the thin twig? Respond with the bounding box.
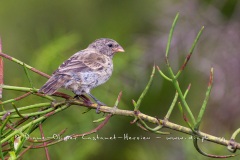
[18,145,32,159]
[164,91,178,120]
[0,92,31,105]
[156,66,172,82]
[134,65,155,111]
[175,26,204,78]
[0,102,51,116]
[12,103,28,119]
[0,52,50,78]
[193,138,236,158]
[15,92,32,101]
[72,114,113,138]
[39,124,50,160]
[195,68,213,130]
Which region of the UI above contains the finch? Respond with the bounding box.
[39,38,124,105]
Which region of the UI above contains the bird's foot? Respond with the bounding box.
[96,101,106,114]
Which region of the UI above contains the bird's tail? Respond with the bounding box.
[39,74,69,95]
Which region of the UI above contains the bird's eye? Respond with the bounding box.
[107,43,113,48]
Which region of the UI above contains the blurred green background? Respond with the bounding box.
[0,0,240,159]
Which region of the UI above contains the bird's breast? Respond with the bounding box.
[79,59,113,87]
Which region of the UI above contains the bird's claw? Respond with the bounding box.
[96,101,106,114]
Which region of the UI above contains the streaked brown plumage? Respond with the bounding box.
[39,38,124,105]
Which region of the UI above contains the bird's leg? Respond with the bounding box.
[87,93,106,105]
[74,95,80,99]
[87,93,106,113]
[74,95,92,106]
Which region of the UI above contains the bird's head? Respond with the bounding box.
[88,38,124,57]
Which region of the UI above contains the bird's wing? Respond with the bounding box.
[53,50,107,75]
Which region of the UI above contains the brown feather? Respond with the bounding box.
[39,74,70,95]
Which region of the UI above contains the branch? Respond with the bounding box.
[1,93,239,151]
[39,124,50,160]
[68,99,240,150]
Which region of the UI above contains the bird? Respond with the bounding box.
[39,38,124,106]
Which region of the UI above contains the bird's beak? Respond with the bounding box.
[114,46,125,52]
